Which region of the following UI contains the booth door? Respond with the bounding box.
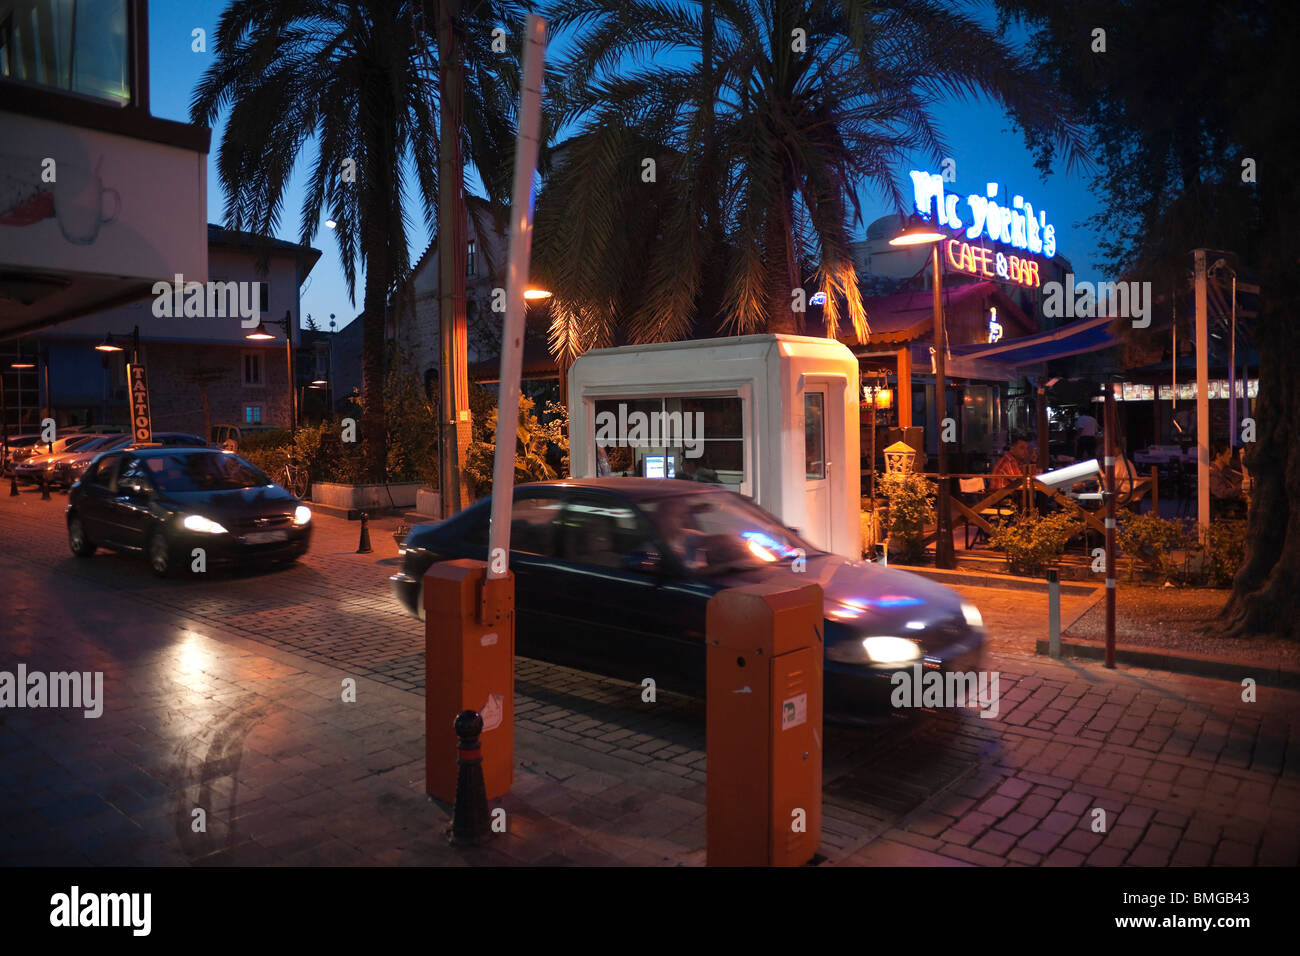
[803,389,831,550]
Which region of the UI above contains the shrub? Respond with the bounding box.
[238,428,292,452]
[1203,519,1246,588]
[988,510,1085,577]
[464,395,564,500]
[237,445,288,480]
[1116,512,1193,580]
[878,471,934,563]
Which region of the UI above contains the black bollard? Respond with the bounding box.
[40,474,50,500]
[447,710,491,846]
[356,511,373,554]
[8,471,17,496]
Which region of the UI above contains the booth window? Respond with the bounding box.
[805,392,825,479]
[592,395,745,487]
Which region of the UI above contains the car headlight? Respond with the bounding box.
[961,602,984,628]
[293,505,312,526]
[182,514,228,534]
[862,636,922,664]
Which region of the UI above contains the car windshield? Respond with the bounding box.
[641,490,814,574]
[141,452,270,492]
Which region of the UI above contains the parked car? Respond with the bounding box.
[390,478,985,723]
[211,423,283,451]
[2,434,46,475]
[56,432,208,486]
[66,447,312,577]
[13,434,101,484]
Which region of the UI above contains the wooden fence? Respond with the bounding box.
[873,467,1160,551]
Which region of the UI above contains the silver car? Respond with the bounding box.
[13,434,101,485]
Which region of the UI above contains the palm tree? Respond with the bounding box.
[192,0,528,482]
[535,0,1089,366]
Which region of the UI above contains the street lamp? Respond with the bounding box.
[93,326,141,364]
[246,310,298,435]
[890,217,953,568]
[12,336,38,369]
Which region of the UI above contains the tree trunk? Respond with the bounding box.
[1218,159,1300,640]
[764,183,802,334]
[1219,254,1300,639]
[361,209,390,482]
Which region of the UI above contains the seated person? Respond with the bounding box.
[677,456,719,483]
[1209,446,1243,501]
[990,436,1031,491]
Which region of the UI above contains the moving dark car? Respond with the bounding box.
[66,448,312,577]
[391,478,985,722]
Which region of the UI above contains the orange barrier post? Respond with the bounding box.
[706,581,824,867]
[424,560,514,803]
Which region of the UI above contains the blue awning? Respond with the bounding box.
[944,315,1119,379]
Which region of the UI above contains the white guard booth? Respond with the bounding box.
[568,334,862,558]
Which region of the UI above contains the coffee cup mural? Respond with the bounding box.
[0,154,119,245]
[55,160,120,245]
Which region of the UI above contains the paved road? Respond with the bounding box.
[1,487,1296,866]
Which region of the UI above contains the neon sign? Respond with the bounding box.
[909,170,1057,259]
[987,308,1003,344]
[946,239,1041,289]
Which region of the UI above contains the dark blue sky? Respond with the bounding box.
[149,1,1105,330]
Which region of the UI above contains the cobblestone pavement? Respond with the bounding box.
[1,487,1296,865]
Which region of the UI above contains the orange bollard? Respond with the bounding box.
[424,560,514,803]
[706,581,824,867]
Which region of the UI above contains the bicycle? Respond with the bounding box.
[280,456,310,499]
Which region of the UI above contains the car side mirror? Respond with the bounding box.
[623,548,661,574]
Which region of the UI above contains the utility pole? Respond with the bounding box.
[931,245,954,569]
[438,0,470,517]
[1193,249,1209,538]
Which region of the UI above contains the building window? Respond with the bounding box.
[242,352,263,386]
[466,239,476,277]
[1,0,131,104]
[243,405,262,425]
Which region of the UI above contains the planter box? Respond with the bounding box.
[311,481,423,513]
[415,488,441,517]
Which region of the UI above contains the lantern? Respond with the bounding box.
[884,440,922,475]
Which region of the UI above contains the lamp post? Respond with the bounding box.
[246,310,298,436]
[329,314,337,419]
[890,219,953,568]
[94,326,142,435]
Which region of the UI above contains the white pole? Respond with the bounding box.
[1193,248,1209,538]
[487,14,547,580]
[1228,273,1237,448]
